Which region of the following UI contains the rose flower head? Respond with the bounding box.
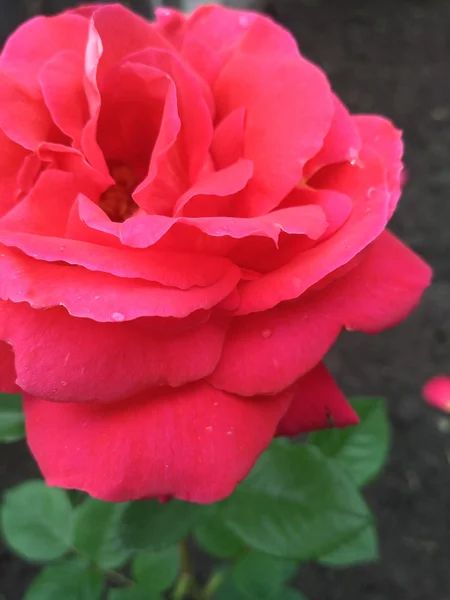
[0,4,431,502]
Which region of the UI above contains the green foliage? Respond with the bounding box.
[318,521,379,566]
[108,587,161,600]
[74,498,132,569]
[24,557,104,600]
[310,397,390,486]
[0,392,25,443]
[194,510,246,558]
[119,499,203,551]
[132,546,180,592]
[1,480,73,561]
[219,441,373,559]
[232,551,296,599]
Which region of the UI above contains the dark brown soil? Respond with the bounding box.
[1,1,450,599]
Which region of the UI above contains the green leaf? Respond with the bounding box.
[24,557,104,600]
[232,552,297,600]
[214,575,249,600]
[194,512,246,558]
[132,546,180,592]
[220,442,372,560]
[1,480,73,561]
[108,586,161,600]
[119,499,203,551]
[309,397,390,487]
[74,498,132,569]
[318,521,379,566]
[0,393,25,443]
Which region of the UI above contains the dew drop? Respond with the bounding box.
[262,329,272,339]
[205,426,213,432]
[61,380,68,387]
[59,246,66,252]
[111,312,125,322]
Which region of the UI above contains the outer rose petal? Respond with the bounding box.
[208,295,342,396]
[0,13,88,93]
[0,301,227,403]
[0,244,240,321]
[0,341,20,393]
[331,230,432,333]
[277,363,359,436]
[422,376,450,413]
[23,383,292,502]
[354,115,403,218]
[210,232,430,397]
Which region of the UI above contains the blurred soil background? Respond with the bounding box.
[0,0,449,599]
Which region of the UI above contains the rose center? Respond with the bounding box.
[99,164,139,222]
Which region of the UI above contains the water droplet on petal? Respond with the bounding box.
[262,329,272,339]
[61,380,68,387]
[111,312,125,322]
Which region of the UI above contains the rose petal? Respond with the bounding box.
[0,177,239,288]
[277,363,359,435]
[209,232,430,397]
[303,96,362,179]
[0,245,241,321]
[0,129,28,218]
[235,145,390,315]
[90,4,172,84]
[214,17,333,217]
[0,13,88,93]
[0,170,77,236]
[0,72,54,150]
[208,295,342,396]
[176,5,260,85]
[211,107,246,170]
[155,7,187,49]
[354,115,403,217]
[0,301,227,402]
[98,62,180,189]
[23,382,291,502]
[422,376,450,413]
[329,230,432,334]
[39,51,88,146]
[173,159,253,217]
[127,48,213,188]
[0,341,19,393]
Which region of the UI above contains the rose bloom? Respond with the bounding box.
[423,376,450,413]
[0,3,431,502]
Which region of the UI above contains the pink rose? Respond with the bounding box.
[0,4,430,502]
[423,376,450,412]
